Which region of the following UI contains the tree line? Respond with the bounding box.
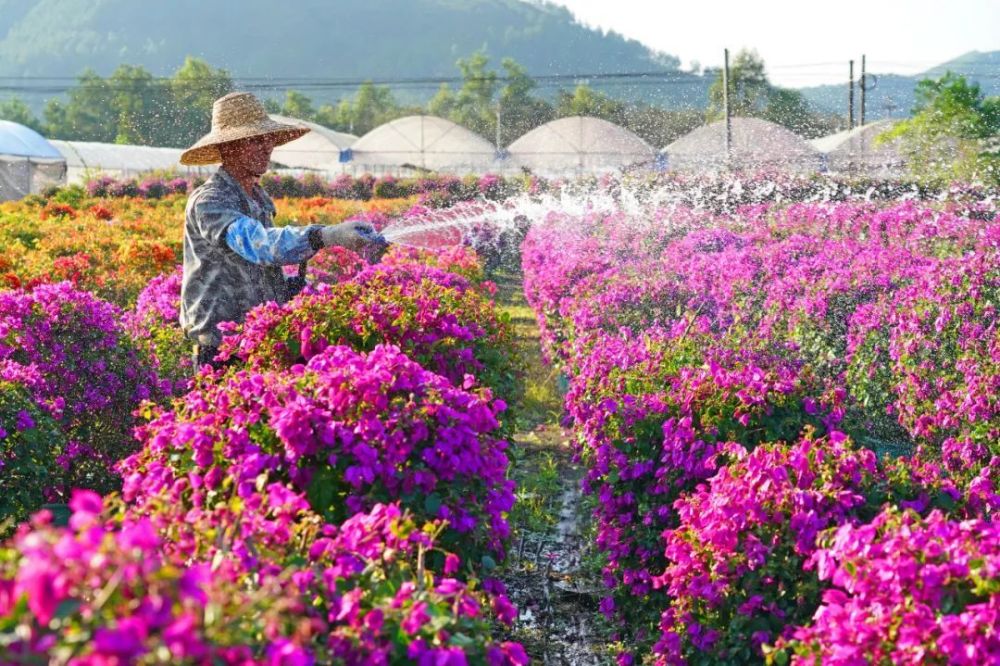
[4,50,993,183]
[0,50,844,150]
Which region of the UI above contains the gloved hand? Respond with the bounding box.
[320,221,387,252]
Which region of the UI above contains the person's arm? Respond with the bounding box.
[224,215,324,266]
[193,194,323,266]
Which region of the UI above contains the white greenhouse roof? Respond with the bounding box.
[808,120,899,155]
[0,120,63,160]
[664,117,820,171]
[269,114,357,171]
[51,140,187,172]
[349,115,498,173]
[506,116,655,175]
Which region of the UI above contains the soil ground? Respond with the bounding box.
[491,271,616,665]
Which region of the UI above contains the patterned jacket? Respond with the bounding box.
[180,167,316,346]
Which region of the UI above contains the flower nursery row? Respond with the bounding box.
[82,171,535,203]
[0,193,417,304]
[521,199,999,664]
[0,239,528,663]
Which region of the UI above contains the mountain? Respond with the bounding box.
[0,0,702,106]
[799,50,1000,120]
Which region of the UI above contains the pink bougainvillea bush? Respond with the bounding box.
[0,370,65,531]
[0,491,527,665]
[652,432,882,665]
[771,507,1000,666]
[123,265,192,396]
[219,262,522,432]
[121,344,515,565]
[0,282,162,498]
[521,197,1000,661]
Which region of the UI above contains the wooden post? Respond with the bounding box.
[723,48,732,161]
[848,59,855,129]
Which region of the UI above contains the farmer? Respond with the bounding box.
[178,92,384,369]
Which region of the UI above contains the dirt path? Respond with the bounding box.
[492,271,613,665]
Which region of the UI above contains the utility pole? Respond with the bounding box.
[723,48,732,161]
[495,100,502,152]
[860,54,866,127]
[848,59,855,129]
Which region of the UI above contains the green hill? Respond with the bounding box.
[799,50,1000,119]
[0,0,706,106]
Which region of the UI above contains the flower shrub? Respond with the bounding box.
[653,432,881,665]
[121,344,515,563]
[0,370,64,531]
[0,193,414,305]
[0,282,161,497]
[219,261,522,429]
[0,492,528,665]
[773,507,1000,665]
[566,327,831,651]
[123,266,192,395]
[521,191,1000,663]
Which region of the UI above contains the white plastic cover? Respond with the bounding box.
[348,115,499,175]
[808,120,906,177]
[506,116,655,176]
[663,117,822,173]
[269,114,357,173]
[51,140,214,183]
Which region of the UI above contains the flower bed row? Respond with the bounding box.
[0,194,416,304]
[522,198,1000,663]
[81,171,537,204]
[0,238,527,662]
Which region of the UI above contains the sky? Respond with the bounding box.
[550,0,1000,87]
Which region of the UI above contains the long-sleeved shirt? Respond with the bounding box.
[224,215,320,265]
[180,167,321,347]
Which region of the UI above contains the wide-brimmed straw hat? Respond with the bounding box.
[180,92,310,165]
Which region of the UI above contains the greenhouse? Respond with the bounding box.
[269,114,357,174]
[0,120,66,201]
[347,115,499,175]
[808,120,906,178]
[505,116,656,176]
[51,140,215,184]
[663,117,822,173]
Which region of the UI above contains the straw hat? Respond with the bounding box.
[180,92,310,165]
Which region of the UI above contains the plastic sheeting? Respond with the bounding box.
[0,121,65,201]
[0,120,62,159]
[0,155,65,201]
[348,116,499,175]
[506,116,656,176]
[808,120,906,177]
[269,114,356,173]
[663,118,822,173]
[51,140,214,184]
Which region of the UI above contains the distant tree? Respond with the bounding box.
[555,84,625,121]
[280,90,316,121]
[40,59,232,147]
[451,51,499,139]
[879,72,1000,184]
[762,87,826,137]
[427,83,457,119]
[312,103,339,129]
[44,69,118,142]
[0,97,44,133]
[325,81,410,135]
[706,49,832,138]
[168,57,233,147]
[708,49,769,118]
[109,64,174,145]
[496,58,553,146]
[620,106,703,149]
